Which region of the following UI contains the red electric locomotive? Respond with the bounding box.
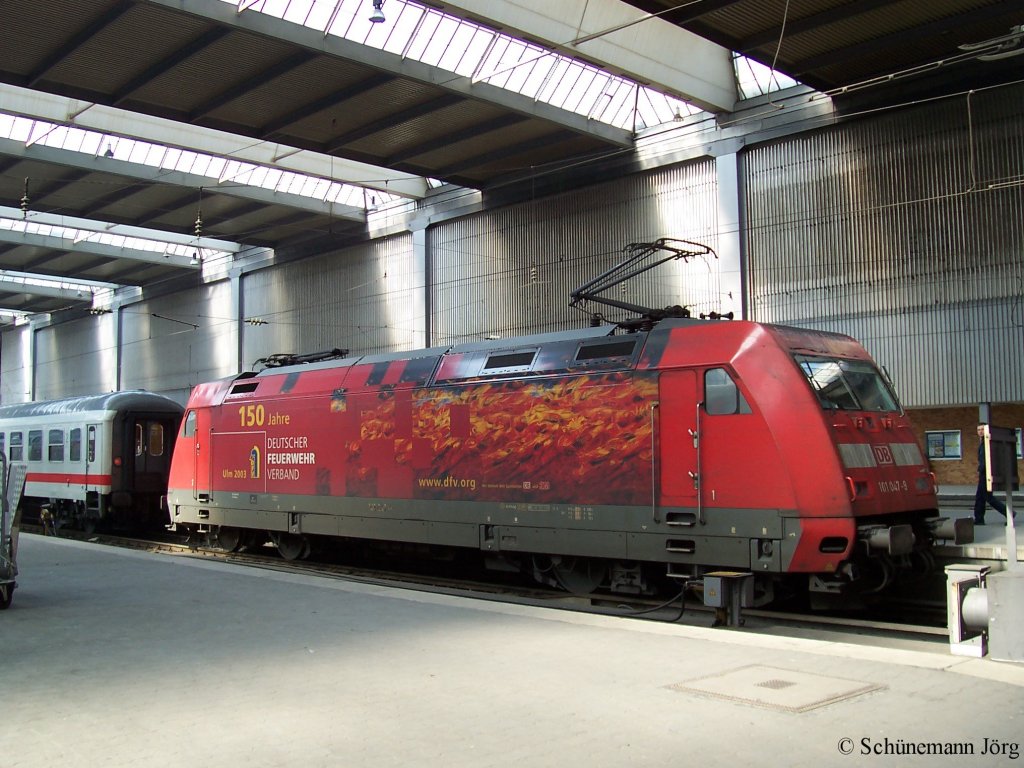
[166,316,970,601]
[167,241,970,602]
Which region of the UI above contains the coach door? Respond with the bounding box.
[132,415,173,494]
[658,370,699,508]
[85,424,100,492]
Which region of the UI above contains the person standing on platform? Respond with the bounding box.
[974,426,1009,525]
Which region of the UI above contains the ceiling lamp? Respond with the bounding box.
[369,0,385,24]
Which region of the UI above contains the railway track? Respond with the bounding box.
[25,525,951,647]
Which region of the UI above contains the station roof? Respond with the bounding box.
[0,0,1020,319]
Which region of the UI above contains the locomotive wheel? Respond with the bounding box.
[215,526,243,552]
[551,557,608,594]
[272,532,310,561]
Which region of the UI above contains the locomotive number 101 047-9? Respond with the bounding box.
[878,479,909,494]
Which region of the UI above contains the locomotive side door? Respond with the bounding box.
[658,370,699,506]
[189,409,213,501]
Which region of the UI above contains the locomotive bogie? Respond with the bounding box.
[166,319,960,599]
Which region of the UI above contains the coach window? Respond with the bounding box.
[9,432,22,461]
[48,429,65,462]
[28,430,42,462]
[70,428,82,462]
[149,423,165,457]
[135,424,144,456]
[704,368,752,415]
[0,433,5,458]
[88,426,97,463]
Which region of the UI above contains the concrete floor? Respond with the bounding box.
[3,534,1023,768]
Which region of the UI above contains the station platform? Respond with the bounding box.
[3,534,1023,768]
[937,501,1022,564]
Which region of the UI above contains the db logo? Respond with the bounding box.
[872,445,894,465]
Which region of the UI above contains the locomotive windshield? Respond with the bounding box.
[794,355,900,412]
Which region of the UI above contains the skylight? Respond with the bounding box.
[734,54,799,100]
[229,0,706,131]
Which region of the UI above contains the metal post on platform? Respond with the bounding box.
[980,424,1019,570]
[965,424,1024,663]
[702,571,754,627]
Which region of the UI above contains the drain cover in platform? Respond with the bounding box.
[668,665,884,713]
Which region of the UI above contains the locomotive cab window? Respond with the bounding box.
[9,432,22,461]
[795,355,899,413]
[28,430,42,462]
[48,429,65,462]
[183,411,197,437]
[704,368,751,415]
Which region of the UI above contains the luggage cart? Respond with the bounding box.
[1,454,28,610]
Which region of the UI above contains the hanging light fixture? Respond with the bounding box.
[369,0,385,24]
[191,187,203,267]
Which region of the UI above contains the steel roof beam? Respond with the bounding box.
[139,0,634,146]
[1,84,427,199]
[436,0,736,113]
[0,136,366,222]
[0,227,201,270]
[0,279,95,302]
[0,206,242,252]
[0,268,121,290]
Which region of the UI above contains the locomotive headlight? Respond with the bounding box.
[114,457,122,466]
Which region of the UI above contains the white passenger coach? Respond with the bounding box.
[0,391,183,531]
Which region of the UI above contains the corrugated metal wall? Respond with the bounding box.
[121,282,235,402]
[241,233,420,366]
[34,315,116,400]
[0,326,31,403]
[743,85,1024,406]
[430,160,721,345]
